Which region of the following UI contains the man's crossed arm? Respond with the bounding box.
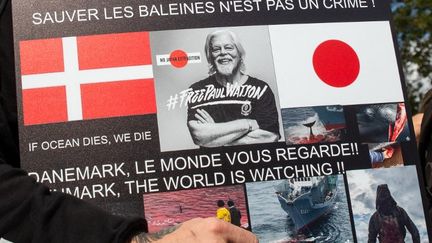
[188,109,278,147]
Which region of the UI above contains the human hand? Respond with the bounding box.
[130,217,258,243]
[383,146,394,159]
[195,109,215,123]
[248,119,259,131]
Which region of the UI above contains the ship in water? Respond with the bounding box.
[275,176,338,232]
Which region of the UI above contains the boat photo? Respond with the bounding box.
[275,175,338,232]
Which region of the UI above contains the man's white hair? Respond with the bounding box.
[204,30,246,75]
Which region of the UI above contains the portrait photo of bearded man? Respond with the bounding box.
[186,30,280,147]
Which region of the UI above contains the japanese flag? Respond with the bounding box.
[270,21,404,109]
[20,31,156,126]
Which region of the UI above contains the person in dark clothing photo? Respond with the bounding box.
[368,184,420,243]
[227,200,242,227]
[0,0,258,242]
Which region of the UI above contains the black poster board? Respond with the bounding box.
[12,0,431,241]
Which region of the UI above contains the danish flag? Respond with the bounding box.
[20,31,156,126]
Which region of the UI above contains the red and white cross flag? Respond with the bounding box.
[269,21,405,109]
[20,31,156,126]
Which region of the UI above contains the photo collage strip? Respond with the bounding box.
[142,23,427,242]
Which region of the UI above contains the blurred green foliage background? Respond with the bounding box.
[392,0,431,113]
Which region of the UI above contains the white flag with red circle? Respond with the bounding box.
[269,21,404,108]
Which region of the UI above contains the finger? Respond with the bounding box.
[194,113,207,123]
[204,218,259,243]
[199,109,211,118]
[196,109,210,122]
[222,224,258,243]
[198,109,214,123]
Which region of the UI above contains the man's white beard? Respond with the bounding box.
[215,61,240,77]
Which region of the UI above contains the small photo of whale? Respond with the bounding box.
[355,103,410,143]
[281,105,347,145]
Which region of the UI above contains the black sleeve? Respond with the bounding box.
[400,208,420,243]
[367,213,378,243]
[419,92,432,214]
[254,84,280,137]
[187,96,196,122]
[187,83,200,122]
[0,158,148,243]
[0,0,19,168]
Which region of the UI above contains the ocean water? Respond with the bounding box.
[246,176,354,243]
[143,185,249,232]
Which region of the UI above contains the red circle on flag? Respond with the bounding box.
[169,50,188,68]
[313,40,360,88]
